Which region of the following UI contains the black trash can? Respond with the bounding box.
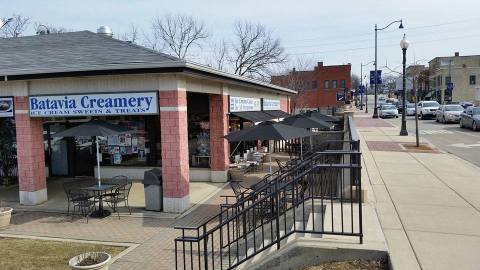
[143,168,163,211]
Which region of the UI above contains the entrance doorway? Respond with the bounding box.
[45,122,94,177]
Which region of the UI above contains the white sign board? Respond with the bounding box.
[0,97,14,118]
[29,92,158,117]
[229,96,261,112]
[262,99,281,111]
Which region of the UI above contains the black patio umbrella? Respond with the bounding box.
[225,121,315,172]
[280,114,334,156]
[304,111,340,122]
[281,114,334,130]
[52,120,132,186]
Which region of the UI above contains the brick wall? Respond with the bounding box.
[14,96,46,193]
[209,94,229,171]
[159,91,189,199]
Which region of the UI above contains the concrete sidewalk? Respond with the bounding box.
[356,113,480,270]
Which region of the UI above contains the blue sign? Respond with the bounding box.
[29,92,159,117]
[336,92,345,102]
[446,82,454,91]
[358,85,365,94]
[370,70,382,84]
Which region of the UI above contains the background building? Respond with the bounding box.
[271,62,351,112]
[428,52,480,104]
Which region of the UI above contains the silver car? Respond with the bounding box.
[379,104,399,118]
[435,104,464,123]
[405,103,416,116]
[418,101,440,120]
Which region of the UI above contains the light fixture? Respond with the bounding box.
[400,34,410,50]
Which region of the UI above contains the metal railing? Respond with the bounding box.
[174,150,362,270]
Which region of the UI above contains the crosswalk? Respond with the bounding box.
[419,130,454,135]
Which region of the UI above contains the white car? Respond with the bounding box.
[417,101,440,120]
[405,103,416,116]
[435,104,464,123]
[379,104,399,118]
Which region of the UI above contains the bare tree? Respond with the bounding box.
[118,24,139,44]
[230,21,286,78]
[208,40,229,71]
[351,74,360,90]
[0,14,31,38]
[33,22,69,34]
[150,14,209,59]
[271,57,314,112]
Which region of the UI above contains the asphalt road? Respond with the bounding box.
[359,95,480,167]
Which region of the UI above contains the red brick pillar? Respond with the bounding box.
[14,96,47,205]
[209,94,229,182]
[281,97,289,113]
[159,90,189,212]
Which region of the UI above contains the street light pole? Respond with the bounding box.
[361,61,374,112]
[373,19,404,119]
[400,34,409,136]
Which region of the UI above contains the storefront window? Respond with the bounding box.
[98,115,159,167]
[187,93,211,168]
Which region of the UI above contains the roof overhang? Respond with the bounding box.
[0,60,296,96]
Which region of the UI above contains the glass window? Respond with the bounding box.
[423,101,440,108]
[187,93,211,168]
[95,115,160,167]
[311,80,318,89]
[473,108,480,115]
[332,80,337,89]
[437,76,442,86]
[470,75,476,85]
[444,105,463,111]
[445,76,451,84]
[323,80,329,89]
[340,79,346,88]
[303,81,309,90]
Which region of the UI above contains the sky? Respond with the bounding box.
[3,0,480,82]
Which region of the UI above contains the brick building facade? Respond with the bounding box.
[271,62,351,112]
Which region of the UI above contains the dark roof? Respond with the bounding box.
[0,31,295,95]
[0,31,180,75]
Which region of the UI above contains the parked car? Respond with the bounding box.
[460,107,480,131]
[417,101,440,120]
[459,101,474,109]
[435,104,464,123]
[379,104,399,118]
[377,96,386,106]
[405,103,416,116]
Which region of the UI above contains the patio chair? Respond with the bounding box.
[104,182,133,218]
[69,189,96,223]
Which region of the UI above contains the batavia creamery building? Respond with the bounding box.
[0,29,294,212]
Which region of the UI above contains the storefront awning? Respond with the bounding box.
[264,110,290,119]
[230,111,275,122]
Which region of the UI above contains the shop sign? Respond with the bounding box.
[29,92,158,117]
[229,96,261,112]
[0,97,14,118]
[262,99,281,111]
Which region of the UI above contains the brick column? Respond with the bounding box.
[14,96,47,205]
[281,97,289,113]
[209,94,229,182]
[159,90,189,212]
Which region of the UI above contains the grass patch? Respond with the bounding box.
[0,237,126,270]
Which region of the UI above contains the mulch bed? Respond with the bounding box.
[301,259,388,270]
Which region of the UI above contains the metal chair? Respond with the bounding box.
[69,188,96,223]
[104,182,133,218]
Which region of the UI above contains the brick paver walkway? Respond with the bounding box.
[0,156,284,269]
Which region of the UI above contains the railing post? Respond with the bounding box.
[275,180,281,250]
[203,224,208,270]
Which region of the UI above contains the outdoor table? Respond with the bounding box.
[81,184,117,218]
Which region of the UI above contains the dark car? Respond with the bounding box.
[460,107,480,131]
[459,101,474,109]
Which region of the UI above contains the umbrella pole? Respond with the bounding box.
[269,140,272,174]
[300,139,303,160]
[96,136,101,186]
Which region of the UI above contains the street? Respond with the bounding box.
[361,95,480,167]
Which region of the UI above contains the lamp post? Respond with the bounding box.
[399,34,409,136]
[360,61,374,112]
[373,19,404,118]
